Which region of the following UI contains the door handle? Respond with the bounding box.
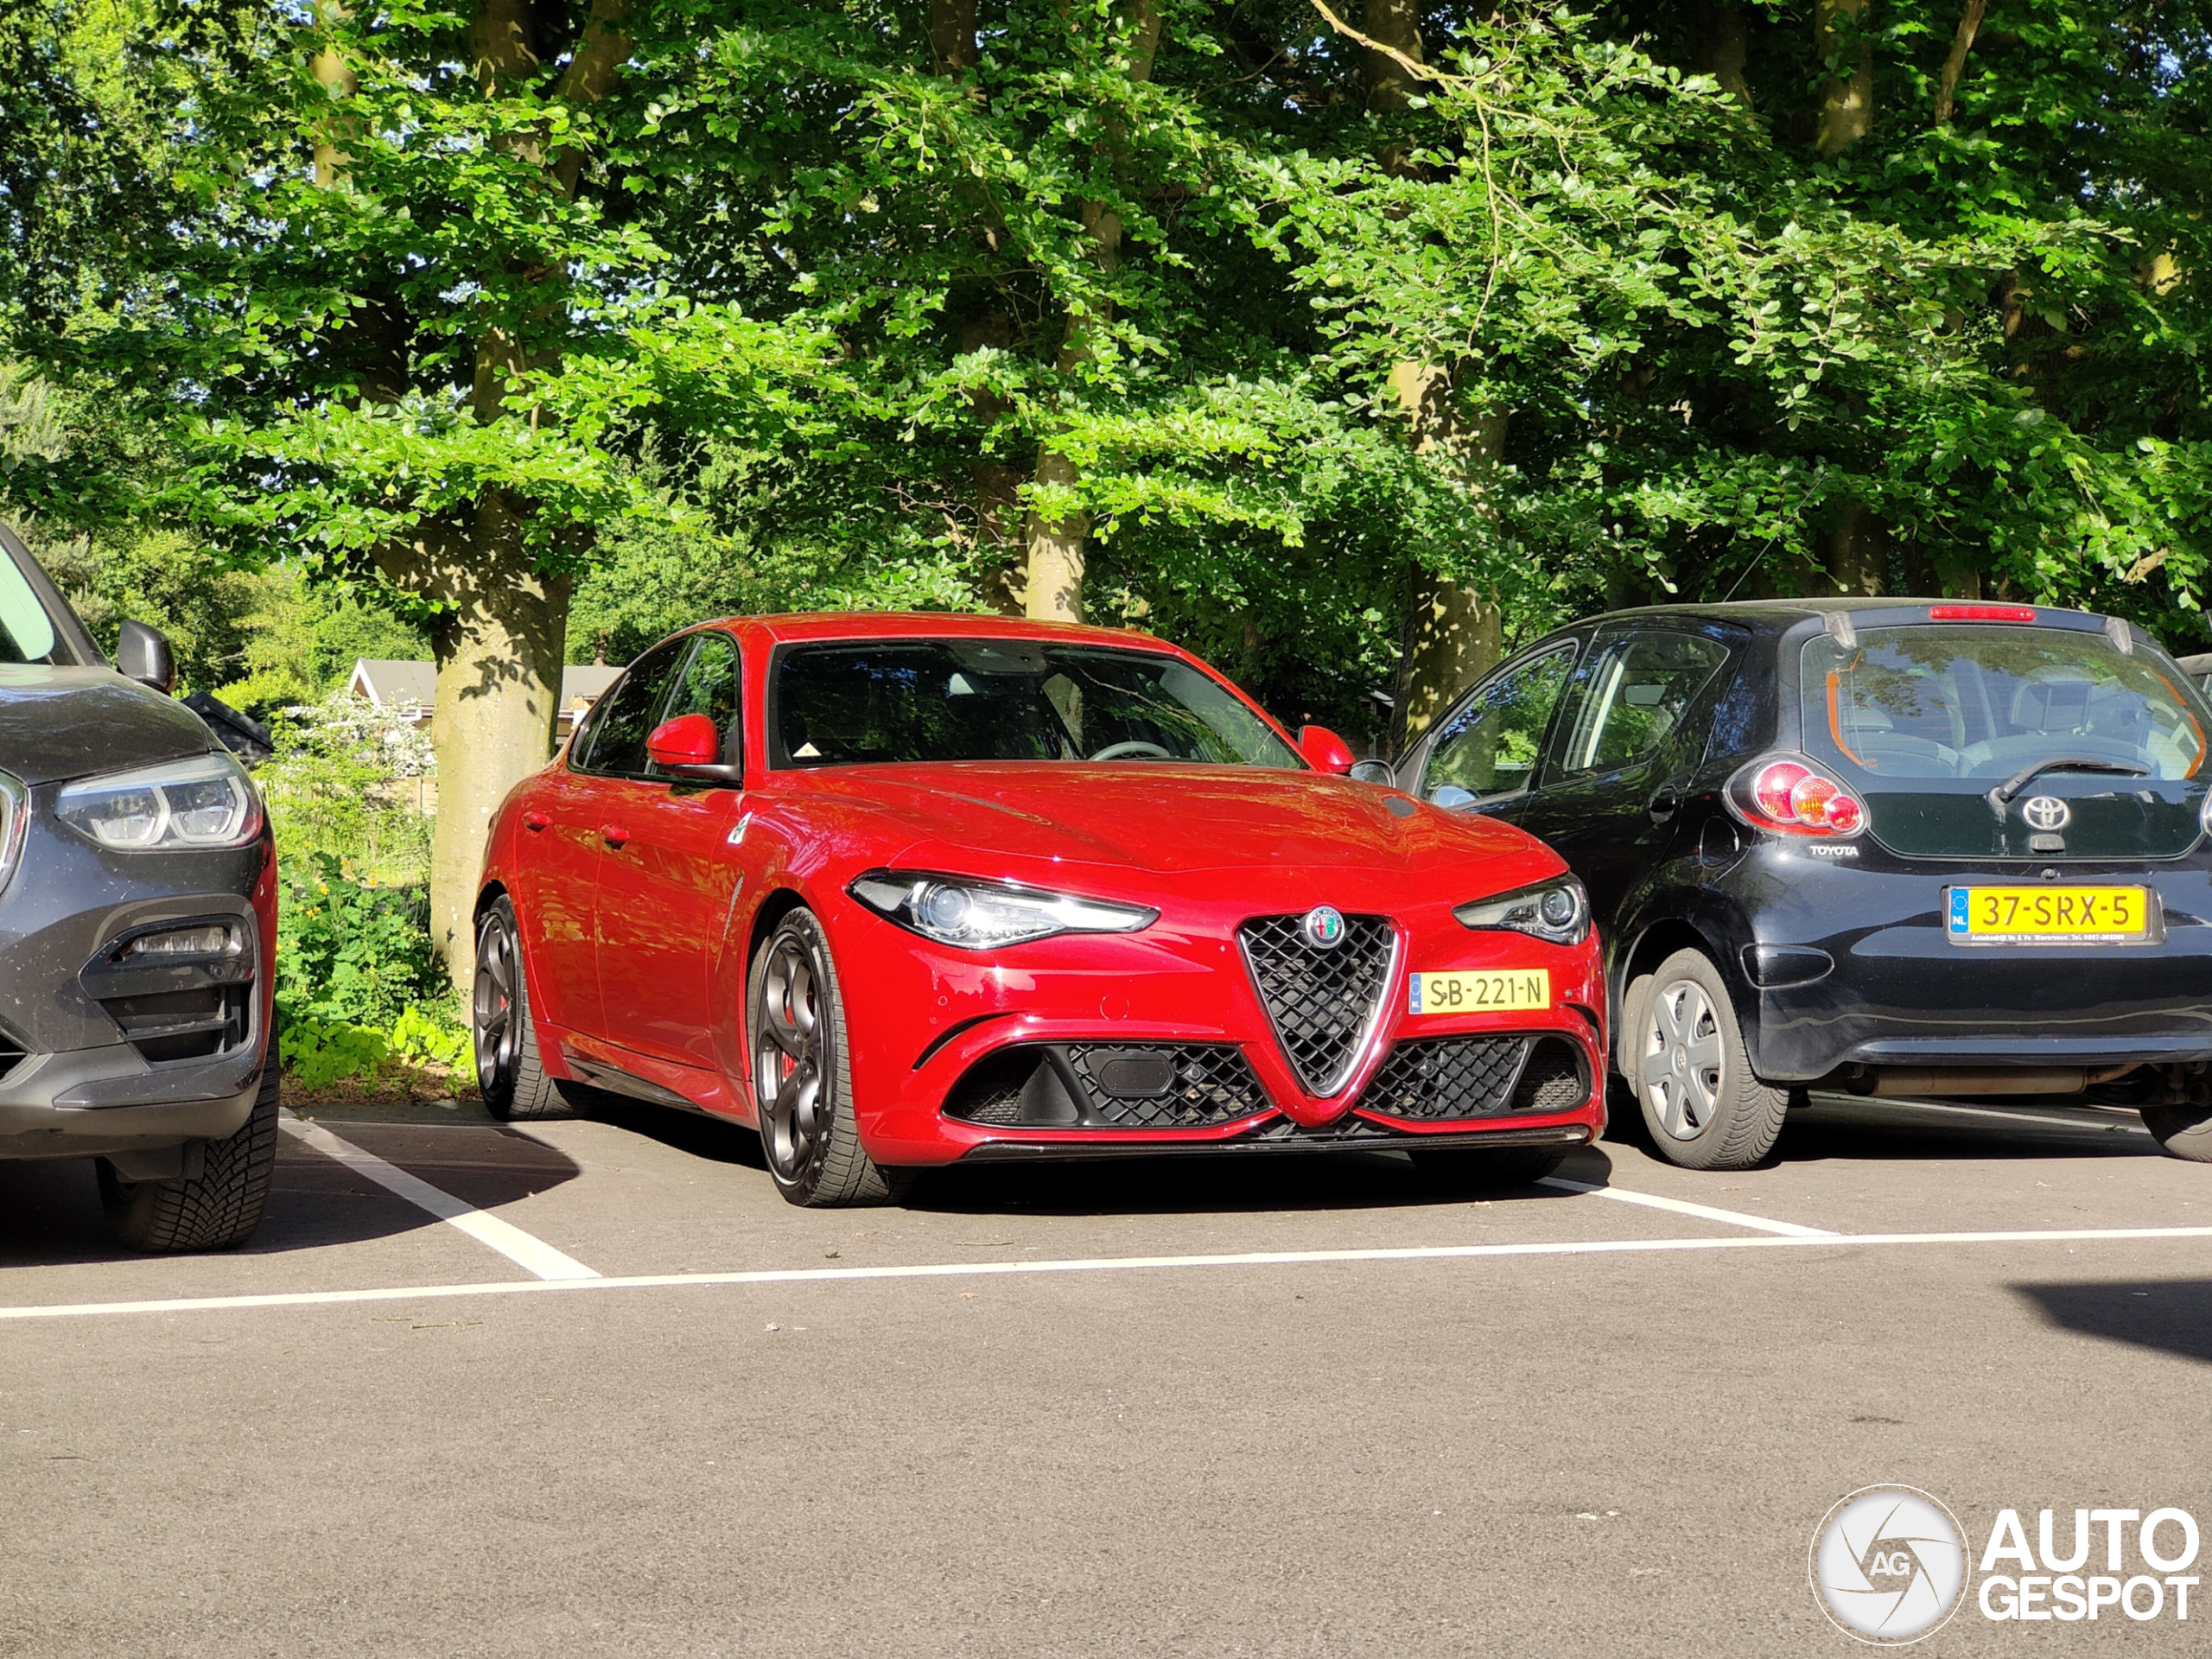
[522,810,551,832]
[600,823,632,849]
[1648,788,1681,823]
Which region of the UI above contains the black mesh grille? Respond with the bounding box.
[1361,1037,1529,1121]
[1359,1034,1588,1122]
[1236,913,1394,1094]
[944,1044,1271,1130]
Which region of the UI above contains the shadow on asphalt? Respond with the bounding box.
[1599,1093,2159,1167]
[907,1144,1615,1217]
[2013,1279,2212,1365]
[0,1122,585,1268]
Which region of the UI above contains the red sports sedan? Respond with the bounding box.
[472,614,1606,1206]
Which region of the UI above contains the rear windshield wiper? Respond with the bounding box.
[1986,754,2149,821]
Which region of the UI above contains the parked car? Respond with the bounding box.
[0,524,278,1248]
[2174,652,2212,696]
[474,613,1605,1206]
[1368,598,2212,1169]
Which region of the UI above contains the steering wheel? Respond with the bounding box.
[1089,740,1173,762]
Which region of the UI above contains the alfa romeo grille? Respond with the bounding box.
[1236,913,1395,1096]
[1361,1037,1529,1121]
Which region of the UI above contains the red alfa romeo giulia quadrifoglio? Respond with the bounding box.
[473,614,1606,1206]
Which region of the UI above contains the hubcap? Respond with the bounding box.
[1642,977,1724,1141]
[473,918,519,1095]
[754,934,830,1185]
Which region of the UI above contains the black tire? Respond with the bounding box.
[747,908,912,1208]
[474,896,569,1122]
[1630,947,1787,1171]
[1408,1145,1569,1190]
[99,1015,280,1252]
[2142,1103,2212,1161]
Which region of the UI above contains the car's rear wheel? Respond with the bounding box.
[99,1014,281,1252]
[748,908,912,1208]
[1408,1145,1569,1190]
[1635,948,1787,1171]
[474,897,569,1122]
[2142,1103,2212,1161]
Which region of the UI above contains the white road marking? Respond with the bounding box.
[279,1116,600,1282]
[1853,1097,2154,1135]
[1537,1177,1837,1237]
[8,1224,2211,1324]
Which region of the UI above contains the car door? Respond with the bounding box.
[1512,626,1736,925]
[591,631,747,1070]
[533,636,693,1041]
[1407,639,1584,825]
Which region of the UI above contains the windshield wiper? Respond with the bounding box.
[1986,754,2149,822]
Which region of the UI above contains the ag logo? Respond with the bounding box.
[1810,1486,1968,1644]
[1300,905,1346,950]
[2021,795,2071,832]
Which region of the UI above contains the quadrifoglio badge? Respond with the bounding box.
[1812,1488,2201,1643]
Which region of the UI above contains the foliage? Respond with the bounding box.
[257,695,435,884]
[275,849,444,1031]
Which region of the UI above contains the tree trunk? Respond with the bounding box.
[1361,1,1503,751]
[1696,3,1752,111]
[420,496,572,982]
[1815,0,1872,156]
[931,0,978,73]
[1933,0,1986,126]
[1020,0,1160,623]
[1826,499,1886,597]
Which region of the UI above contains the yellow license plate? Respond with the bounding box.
[1945,886,2151,943]
[1410,969,1551,1014]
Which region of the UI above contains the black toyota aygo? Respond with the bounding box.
[1371,598,2212,1170]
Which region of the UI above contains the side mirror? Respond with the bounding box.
[1431,785,1478,810]
[116,619,175,695]
[1298,724,1357,774]
[646,714,740,783]
[1347,759,1395,786]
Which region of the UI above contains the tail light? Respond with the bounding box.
[1928,604,2037,623]
[1726,756,1866,838]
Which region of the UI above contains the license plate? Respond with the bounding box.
[1945,886,2152,944]
[1410,969,1551,1014]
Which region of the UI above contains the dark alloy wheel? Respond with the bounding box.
[747,908,912,1208]
[474,896,568,1121]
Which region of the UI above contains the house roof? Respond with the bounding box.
[349,660,627,710]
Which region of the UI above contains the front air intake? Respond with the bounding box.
[1236,913,1395,1096]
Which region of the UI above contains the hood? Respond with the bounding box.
[783,762,1561,885]
[0,666,219,787]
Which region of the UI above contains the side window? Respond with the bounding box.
[571,639,688,777]
[1550,631,1730,778]
[1422,646,1577,799]
[650,632,742,773]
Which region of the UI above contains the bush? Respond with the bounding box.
[276,850,443,1031]
[259,695,435,886]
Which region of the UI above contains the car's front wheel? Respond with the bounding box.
[748,909,912,1208]
[474,896,569,1122]
[99,1014,281,1252]
[1634,949,1787,1171]
[2142,1102,2212,1161]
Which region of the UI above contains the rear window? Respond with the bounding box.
[1801,624,2208,859]
[1803,626,2204,782]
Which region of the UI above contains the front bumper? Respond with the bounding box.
[832,888,1608,1166]
[0,800,275,1164]
[1720,842,2212,1081]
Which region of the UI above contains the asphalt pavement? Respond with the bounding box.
[2,1090,2207,1656]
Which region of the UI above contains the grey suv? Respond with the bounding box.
[0,524,277,1250]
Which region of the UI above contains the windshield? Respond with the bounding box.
[772,639,1301,770]
[1801,623,2209,859]
[0,544,60,664]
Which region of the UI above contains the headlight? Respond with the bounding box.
[1453,875,1590,945]
[848,871,1158,950]
[56,753,264,851]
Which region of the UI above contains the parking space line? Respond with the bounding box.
[1537,1176,1837,1236]
[279,1116,600,1282]
[7,1222,2210,1323]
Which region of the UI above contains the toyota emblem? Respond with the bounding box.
[1301,905,1346,950]
[2022,795,2071,832]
